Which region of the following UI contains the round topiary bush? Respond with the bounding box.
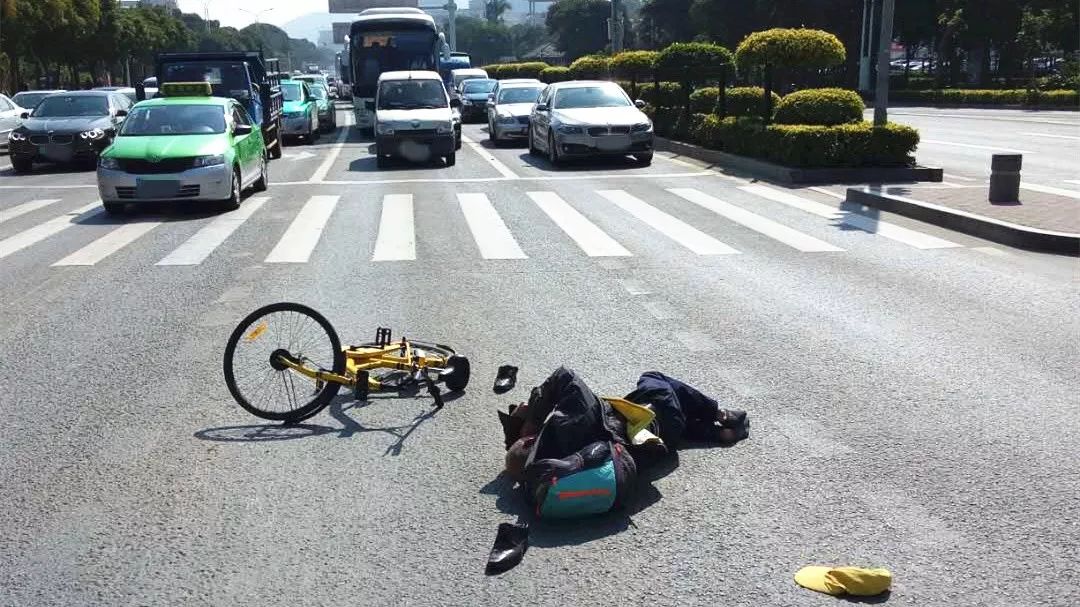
[734,28,846,71]
[611,50,659,81]
[569,55,611,79]
[690,86,782,115]
[541,66,572,83]
[656,42,733,82]
[773,88,865,125]
[482,64,504,77]
[638,82,683,107]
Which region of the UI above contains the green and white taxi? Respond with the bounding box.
[96,82,267,214]
[280,79,320,143]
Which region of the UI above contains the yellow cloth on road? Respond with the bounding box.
[603,397,661,446]
[794,566,892,596]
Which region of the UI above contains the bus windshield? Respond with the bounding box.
[351,27,438,95]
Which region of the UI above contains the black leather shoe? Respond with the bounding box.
[493,365,518,394]
[485,522,529,575]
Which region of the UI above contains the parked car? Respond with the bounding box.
[7,90,133,173]
[457,78,496,122]
[11,90,65,112]
[309,83,338,132]
[373,70,461,167]
[0,94,27,153]
[487,81,545,145]
[528,80,654,166]
[96,82,267,214]
[280,79,320,144]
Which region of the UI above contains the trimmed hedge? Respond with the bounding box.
[690,86,782,115]
[688,115,919,168]
[890,88,1079,107]
[611,50,659,80]
[656,42,732,82]
[773,88,864,125]
[569,55,611,79]
[541,66,572,83]
[638,81,683,107]
[734,28,846,70]
[495,62,550,79]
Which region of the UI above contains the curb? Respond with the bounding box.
[655,137,942,185]
[845,187,1080,255]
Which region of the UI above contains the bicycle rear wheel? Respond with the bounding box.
[224,302,345,422]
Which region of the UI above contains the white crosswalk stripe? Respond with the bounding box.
[457,193,527,259]
[156,197,269,266]
[528,191,632,257]
[0,199,61,225]
[597,189,739,255]
[265,195,339,263]
[740,184,962,250]
[372,194,416,261]
[668,188,843,252]
[0,201,102,261]
[53,219,162,266]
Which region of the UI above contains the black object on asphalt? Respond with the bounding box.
[485,522,529,575]
[493,365,518,394]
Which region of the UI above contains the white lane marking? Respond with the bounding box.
[264,195,339,263]
[0,201,101,261]
[461,135,518,179]
[597,190,739,255]
[669,188,843,252]
[943,173,978,182]
[674,330,720,351]
[1019,182,1080,200]
[1022,132,1080,141]
[457,193,527,259]
[309,111,352,182]
[0,199,61,224]
[920,139,1033,154]
[973,246,1010,257]
[371,194,416,261]
[741,184,962,249]
[1065,180,1080,185]
[807,186,846,200]
[52,219,161,266]
[528,191,631,257]
[156,197,268,266]
[620,279,652,295]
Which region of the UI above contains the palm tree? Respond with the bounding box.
[485,0,511,24]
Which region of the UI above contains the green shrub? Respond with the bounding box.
[773,88,864,125]
[540,66,572,83]
[497,62,550,79]
[734,28,846,70]
[569,55,611,79]
[689,115,919,168]
[638,81,683,107]
[890,88,1079,106]
[482,64,503,76]
[690,86,781,115]
[643,105,681,137]
[611,50,659,81]
[656,42,732,82]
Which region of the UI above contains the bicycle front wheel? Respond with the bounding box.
[223,302,345,422]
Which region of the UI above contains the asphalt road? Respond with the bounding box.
[1,104,1078,607]
[876,107,1080,195]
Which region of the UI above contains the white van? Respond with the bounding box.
[374,70,462,167]
[450,68,489,91]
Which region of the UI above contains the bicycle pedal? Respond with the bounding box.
[354,370,369,401]
[374,327,392,347]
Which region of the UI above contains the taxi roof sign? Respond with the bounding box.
[160,82,213,97]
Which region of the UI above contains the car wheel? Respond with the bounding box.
[11,155,33,174]
[446,151,456,167]
[548,132,562,166]
[488,121,495,141]
[269,122,283,159]
[455,131,462,150]
[253,154,269,192]
[527,129,538,156]
[376,154,389,168]
[103,202,126,215]
[635,152,653,166]
[221,166,242,211]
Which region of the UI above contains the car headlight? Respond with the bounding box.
[192,154,225,168]
[98,156,119,170]
[557,125,584,134]
[630,122,653,133]
[8,131,26,142]
[80,128,106,140]
[436,122,453,134]
[376,122,395,135]
[497,115,516,124]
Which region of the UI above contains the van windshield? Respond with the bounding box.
[377,79,447,110]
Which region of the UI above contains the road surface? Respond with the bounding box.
[1,104,1077,606]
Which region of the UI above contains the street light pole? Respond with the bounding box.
[611,0,622,52]
[873,0,895,125]
[857,0,873,92]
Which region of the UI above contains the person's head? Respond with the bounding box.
[504,435,536,481]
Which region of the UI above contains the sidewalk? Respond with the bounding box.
[845,183,1080,254]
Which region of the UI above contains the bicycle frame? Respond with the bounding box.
[275,339,450,390]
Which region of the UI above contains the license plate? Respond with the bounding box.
[41,144,74,161]
[596,135,631,151]
[136,179,180,199]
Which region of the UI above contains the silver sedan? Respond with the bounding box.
[528,81,654,166]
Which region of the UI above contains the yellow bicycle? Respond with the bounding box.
[223,302,470,422]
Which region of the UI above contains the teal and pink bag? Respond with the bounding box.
[526,441,637,519]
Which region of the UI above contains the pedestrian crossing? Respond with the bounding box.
[0,184,978,270]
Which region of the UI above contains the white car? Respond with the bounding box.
[0,94,27,153]
[488,81,546,145]
[374,70,462,167]
[529,80,654,165]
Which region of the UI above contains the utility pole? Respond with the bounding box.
[857,0,874,92]
[610,0,622,52]
[873,0,895,125]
